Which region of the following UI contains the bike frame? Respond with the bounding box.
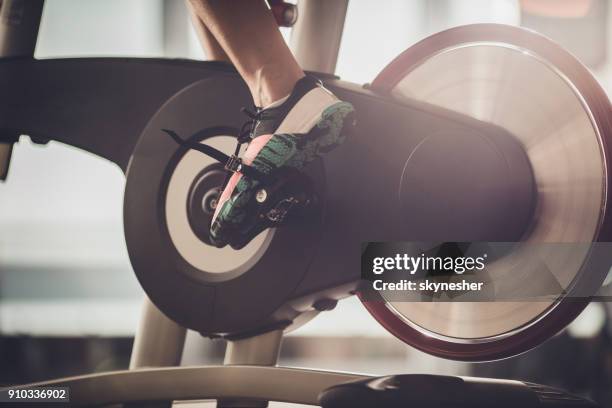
[0,1,362,406]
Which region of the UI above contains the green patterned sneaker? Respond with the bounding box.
[210,75,355,248]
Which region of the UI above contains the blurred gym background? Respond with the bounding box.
[0,0,611,406]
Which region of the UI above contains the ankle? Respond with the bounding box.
[248,64,304,107]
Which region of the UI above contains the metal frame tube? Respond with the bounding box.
[290,0,349,74]
[128,298,187,408]
[0,0,44,57]
[224,329,283,366]
[129,297,187,369]
[0,0,44,180]
[219,330,284,407]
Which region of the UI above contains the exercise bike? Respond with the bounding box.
[1,0,611,406]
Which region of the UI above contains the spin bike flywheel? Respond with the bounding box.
[362,24,612,361]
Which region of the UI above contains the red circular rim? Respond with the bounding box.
[362,23,612,362]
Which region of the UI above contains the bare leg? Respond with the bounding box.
[187,0,304,107]
[186,0,229,62]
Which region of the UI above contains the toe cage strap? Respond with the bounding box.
[222,154,271,182]
[162,129,270,183]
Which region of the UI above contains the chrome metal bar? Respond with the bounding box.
[224,329,283,366]
[127,299,187,407]
[219,330,284,407]
[129,297,187,369]
[290,0,349,74]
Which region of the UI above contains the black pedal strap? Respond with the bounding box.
[162,129,271,183]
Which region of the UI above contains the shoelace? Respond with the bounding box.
[220,106,266,188]
[238,107,265,146]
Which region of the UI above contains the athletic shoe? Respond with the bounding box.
[210,75,354,248]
